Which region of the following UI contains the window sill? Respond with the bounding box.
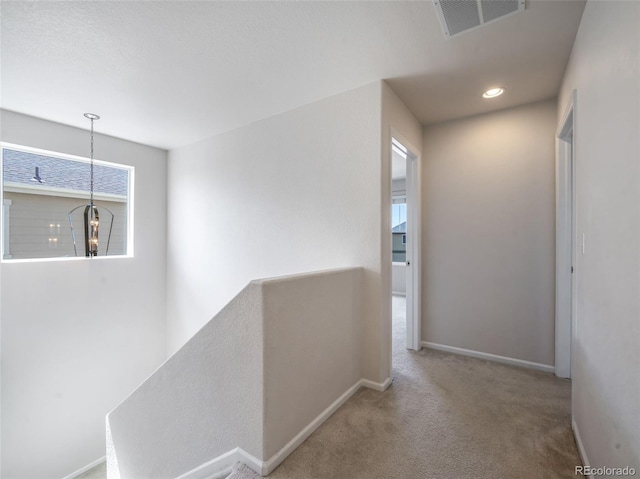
[1,254,133,264]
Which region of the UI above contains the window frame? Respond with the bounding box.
[391,197,407,231]
[1,142,135,263]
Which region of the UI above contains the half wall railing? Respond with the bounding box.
[106,267,388,479]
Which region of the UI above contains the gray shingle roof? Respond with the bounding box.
[2,148,128,196]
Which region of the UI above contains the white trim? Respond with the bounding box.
[175,447,265,479]
[4,182,127,202]
[236,449,265,476]
[1,142,135,262]
[392,291,406,297]
[1,142,126,170]
[421,341,555,373]
[360,377,392,392]
[405,145,421,351]
[261,380,362,475]
[572,419,592,479]
[175,448,241,479]
[61,456,106,479]
[555,137,572,378]
[2,198,11,259]
[2,254,133,264]
[555,89,577,380]
[127,166,135,258]
[262,377,390,474]
[390,130,421,353]
[177,377,393,478]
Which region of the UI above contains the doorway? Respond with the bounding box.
[391,135,421,351]
[555,90,576,379]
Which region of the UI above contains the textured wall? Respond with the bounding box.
[0,110,168,479]
[422,100,557,366]
[107,267,363,478]
[167,82,384,381]
[107,282,264,479]
[558,0,640,470]
[262,268,363,458]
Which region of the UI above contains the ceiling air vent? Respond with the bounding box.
[434,0,525,38]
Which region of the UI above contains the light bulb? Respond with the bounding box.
[483,87,505,99]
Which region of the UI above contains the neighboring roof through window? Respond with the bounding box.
[3,148,127,196]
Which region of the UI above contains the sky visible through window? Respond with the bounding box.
[392,203,406,231]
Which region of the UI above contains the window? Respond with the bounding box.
[391,197,406,263]
[391,200,406,232]
[1,144,133,261]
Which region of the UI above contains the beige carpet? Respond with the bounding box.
[267,295,583,478]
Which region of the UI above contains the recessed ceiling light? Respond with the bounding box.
[483,87,505,99]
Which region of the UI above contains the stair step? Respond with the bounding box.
[226,462,261,479]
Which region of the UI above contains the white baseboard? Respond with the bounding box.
[236,449,265,476]
[175,448,239,479]
[421,341,555,374]
[262,380,364,474]
[178,377,393,478]
[61,456,106,479]
[572,418,592,479]
[360,377,392,392]
[176,447,266,479]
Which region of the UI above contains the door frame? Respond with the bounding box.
[391,129,421,351]
[555,90,577,379]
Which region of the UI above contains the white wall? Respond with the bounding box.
[107,267,364,478]
[0,110,168,478]
[167,83,385,380]
[558,0,639,470]
[108,281,265,479]
[262,268,363,459]
[422,100,557,366]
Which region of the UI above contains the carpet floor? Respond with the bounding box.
[266,296,583,478]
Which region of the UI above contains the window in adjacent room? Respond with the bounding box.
[391,197,407,263]
[1,144,133,261]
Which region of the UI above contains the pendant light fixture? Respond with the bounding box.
[68,113,114,257]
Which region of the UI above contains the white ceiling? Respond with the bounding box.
[0,1,585,150]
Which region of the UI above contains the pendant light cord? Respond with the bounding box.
[90,117,94,206]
